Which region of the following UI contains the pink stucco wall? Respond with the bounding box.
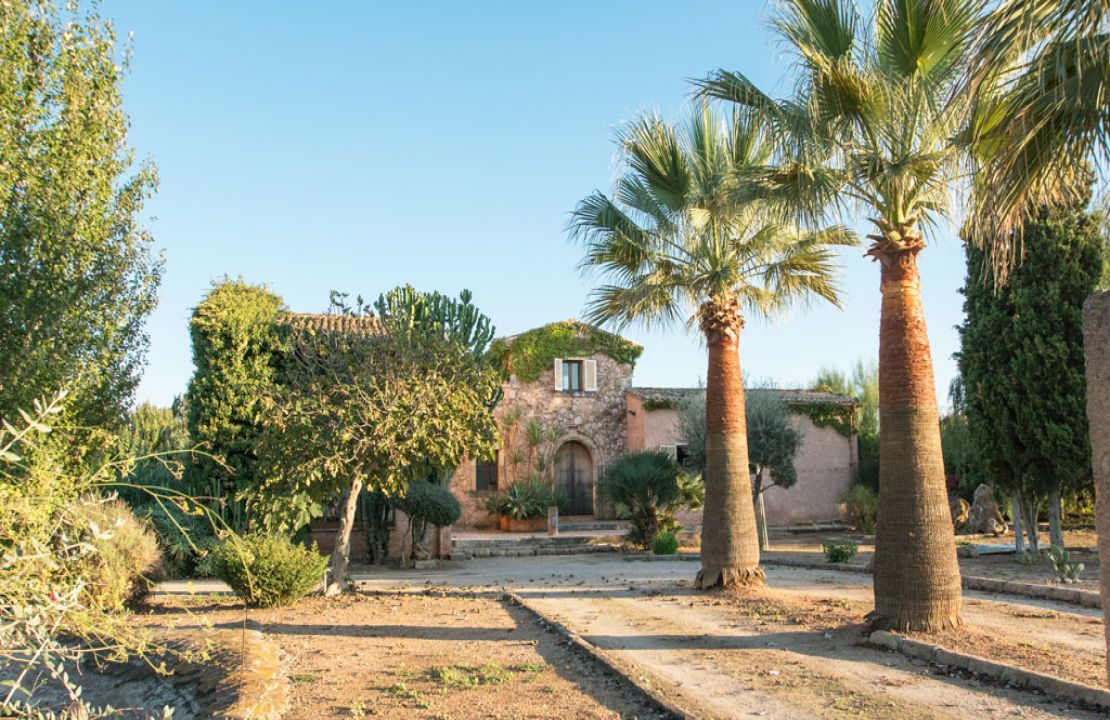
[627,392,855,526]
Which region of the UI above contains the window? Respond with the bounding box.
[562,359,583,392]
[553,358,598,393]
[476,454,498,491]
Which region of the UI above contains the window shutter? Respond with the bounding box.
[584,359,598,391]
[658,444,677,460]
[553,358,563,391]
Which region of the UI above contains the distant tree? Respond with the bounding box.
[0,0,161,429]
[813,360,879,491]
[184,279,285,531]
[254,287,501,593]
[676,389,707,476]
[745,389,803,550]
[939,379,985,501]
[116,400,191,501]
[959,190,1103,551]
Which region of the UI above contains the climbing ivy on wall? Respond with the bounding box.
[792,402,855,438]
[489,320,642,382]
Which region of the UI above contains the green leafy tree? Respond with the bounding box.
[746,389,803,550]
[254,289,501,593]
[116,400,190,499]
[184,279,285,531]
[0,0,161,428]
[958,193,1103,551]
[676,389,707,476]
[814,359,879,490]
[571,104,852,590]
[700,0,980,630]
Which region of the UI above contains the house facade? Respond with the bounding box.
[449,320,859,530]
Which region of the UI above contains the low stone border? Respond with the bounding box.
[503,592,690,719]
[869,629,1110,711]
[961,576,1100,609]
[159,622,287,719]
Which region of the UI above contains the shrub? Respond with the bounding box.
[822,539,858,563]
[502,476,558,520]
[652,531,679,555]
[484,490,510,517]
[213,533,327,607]
[136,500,220,578]
[841,484,877,533]
[395,482,461,528]
[69,497,162,611]
[598,451,690,549]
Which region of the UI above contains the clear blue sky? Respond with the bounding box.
[114,1,968,409]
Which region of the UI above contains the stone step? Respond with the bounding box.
[559,521,629,532]
[454,543,620,559]
[453,535,605,549]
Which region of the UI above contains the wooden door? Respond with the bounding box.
[555,441,594,516]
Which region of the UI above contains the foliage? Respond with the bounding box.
[68,498,162,612]
[489,320,642,382]
[185,279,286,531]
[501,476,560,520]
[0,0,162,430]
[212,533,327,608]
[652,531,680,556]
[359,490,392,566]
[745,389,802,492]
[965,0,1110,273]
[1042,545,1085,584]
[676,390,707,475]
[599,452,697,549]
[0,392,187,717]
[957,195,1103,528]
[116,400,192,502]
[255,287,501,589]
[813,360,879,488]
[841,484,877,534]
[822,539,859,564]
[570,104,853,335]
[395,482,461,528]
[939,381,987,500]
[485,490,511,517]
[135,500,219,578]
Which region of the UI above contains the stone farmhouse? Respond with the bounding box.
[448,320,859,530]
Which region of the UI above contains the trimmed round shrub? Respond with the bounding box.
[652,531,679,555]
[213,533,327,607]
[70,497,162,611]
[395,482,461,527]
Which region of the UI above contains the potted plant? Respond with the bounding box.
[485,491,511,531]
[502,477,558,532]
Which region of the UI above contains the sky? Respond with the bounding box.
[112,0,970,409]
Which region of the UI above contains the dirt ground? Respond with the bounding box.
[346,555,1107,720]
[145,592,669,719]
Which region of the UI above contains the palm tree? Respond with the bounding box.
[697,0,979,630]
[570,104,853,589]
[965,1,1110,277]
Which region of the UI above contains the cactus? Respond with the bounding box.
[1043,544,1085,583]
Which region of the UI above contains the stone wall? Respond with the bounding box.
[450,352,633,527]
[1082,290,1110,671]
[632,399,855,526]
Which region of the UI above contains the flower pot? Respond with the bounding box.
[508,516,547,533]
[498,515,511,532]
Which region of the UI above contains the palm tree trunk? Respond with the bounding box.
[870,237,962,631]
[695,298,763,590]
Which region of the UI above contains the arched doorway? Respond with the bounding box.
[555,441,594,516]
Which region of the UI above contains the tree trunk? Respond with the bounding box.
[1048,488,1065,549]
[1021,496,1040,554]
[695,297,763,590]
[1080,290,1110,687]
[869,232,962,631]
[327,476,363,595]
[1009,492,1026,555]
[752,469,769,551]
